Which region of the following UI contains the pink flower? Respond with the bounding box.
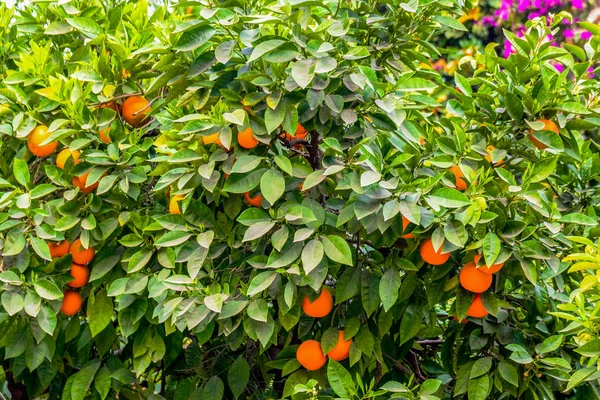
[518,0,531,12]
[481,16,498,26]
[496,8,511,20]
[580,30,592,40]
[553,63,565,72]
[572,0,584,9]
[587,67,595,78]
[503,40,516,58]
[564,29,574,38]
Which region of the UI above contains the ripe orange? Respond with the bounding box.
[296,340,327,371]
[56,148,80,169]
[485,145,504,166]
[459,262,492,293]
[302,289,333,318]
[68,263,90,288]
[467,294,488,318]
[60,290,83,316]
[238,127,259,149]
[327,331,352,361]
[202,132,223,147]
[244,192,262,207]
[72,171,99,194]
[99,127,111,144]
[169,194,185,214]
[69,239,95,265]
[48,240,69,259]
[449,165,467,191]
[529,119,559,149]
[420,238,450,266]
[27,125,57,157]
[401,216,413,239]
[122,96,150,128]
[473,254,504,274]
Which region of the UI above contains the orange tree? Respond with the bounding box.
[0,1,600,399]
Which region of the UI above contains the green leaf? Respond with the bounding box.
[34,279,63,300]
[249,39,287,62]
[539,335,563,354]
[247,271,277,296]
[175,25,216,51]
[399,304,421,345]
[230,155,262,174]
[427,188,471,208]
[154,231,192,247]
[559,213,597,226]
[529,156,557,183]
[65,18,102,37]
[291,59,315,89]
[322,235,353,265]
[467,375,490,400]
[470,357,492,379]
[379,268,401,312]
[70,359,101,400]
[498,361,519,387]
[327,359,356,398]
[482,232,501,266]
[227,356,250,399]
[223,169,265,193]
[128,248,153,273]
[505,92,524,120]
[13,159,30,186]
[31,236,52,261]
[37,305,57,335]
[1,291,23,315]
[88,289,114,337]
[242,220,275,242]
[302,238,324,274]
[260,169,285,204]
[433,15,467,31]
[566,367,596,391]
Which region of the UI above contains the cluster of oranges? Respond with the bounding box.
[295,289,353,371]
[48,238,95,316]
[418,236,504,320]
[26,95,151,193]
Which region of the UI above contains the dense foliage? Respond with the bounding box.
[0,1,599,399]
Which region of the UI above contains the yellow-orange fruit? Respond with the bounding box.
[27,125,57,157]
[244,192,262,207]
[296,340,327,371]
[56,148,80,169]
[420,238,450,266]
[60,290,83,316]
[170,194,185,214]
[449,165,467,191]
[401,216,413,239]
[203,132,223,147]
[122,96,150,128]
[473,254,504,274]
[99,127,111,144]
[459,262,492,293]
[467,294,488,318]
[302,290,333,318]
[326,331,352,361]
[68,263,89,288]
[69,239,95,265]
[48,241,70,259]
[238,127,259,149]
[529,119,559,150]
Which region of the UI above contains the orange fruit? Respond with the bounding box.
[419,238,450,266]
[401,216,413,239]
[452,315,467,324]
[122,96,150,128]
[296,340,327,371]
[68,263,90,288]
[485,145,504,166]
[99,127,111,144]
[449,165,467,191]
[121,69,131,79]
[244,192,262,207]
[459,262,492,293]
[238,127,259,149]
[56,148,80,169]
[27,125,57,157]
[100,101,120,112]
[419,136,426,145]
[467,294,488,318]
[302,289,333,318]
[60,290,83,316]
[186,6,193,14]
[69,239,95,265]
[202,132,223,147]
[48,240,70,259]
[326,331,352,361]
[72,171,99,194]
[473,254,504,274]
[170,194,185,214]
[529,119,559,150]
